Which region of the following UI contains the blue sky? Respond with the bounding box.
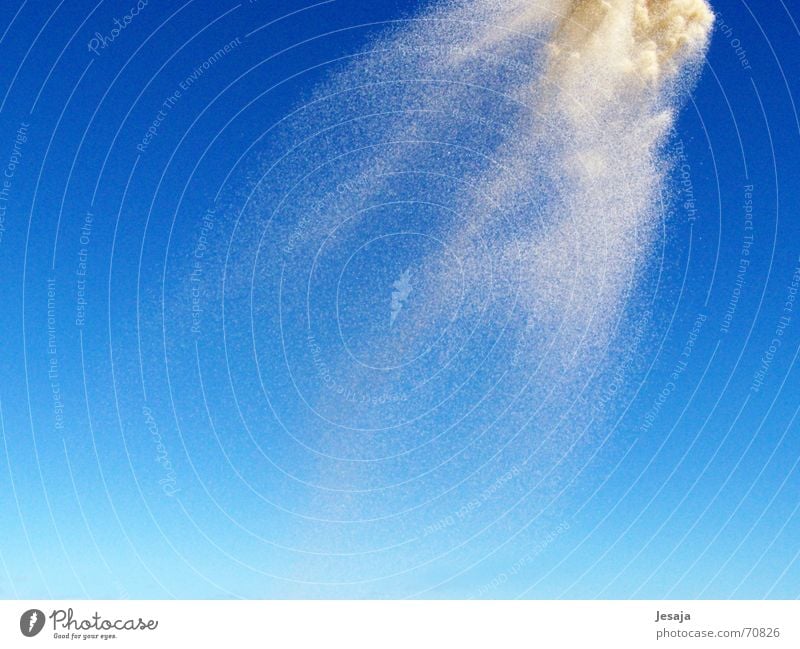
[0,0,798,599]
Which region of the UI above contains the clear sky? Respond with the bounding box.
[0,0,798,599]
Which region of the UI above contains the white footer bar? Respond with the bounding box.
[1,600,796,648]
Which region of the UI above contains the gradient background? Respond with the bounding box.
[0,0,798,599]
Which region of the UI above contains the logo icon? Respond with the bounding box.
[20,609,45,637]
[390,268,413,327]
